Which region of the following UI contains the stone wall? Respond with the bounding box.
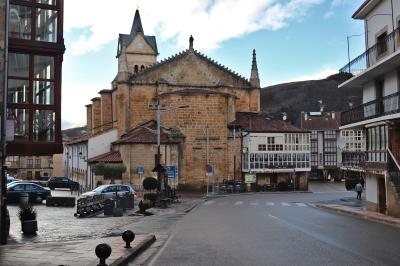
[86,104,92,135]
[91,98,101,134]
[100,91,112,131]
[386,179,400,217]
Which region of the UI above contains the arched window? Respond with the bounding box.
[134,65,138,73]
[141,65,145,71]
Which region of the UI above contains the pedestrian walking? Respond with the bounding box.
[355,182,363,200]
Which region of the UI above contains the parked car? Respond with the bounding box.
[7,182,51,203]
[81,184,136,199]
[6,174,21,185]
[48,177,79,190]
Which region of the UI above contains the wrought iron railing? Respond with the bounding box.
[341,91,400,125]
[339,26,400,75]
[340,151,365,170]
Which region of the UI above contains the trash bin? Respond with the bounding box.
[123,194,134,209]
[20,193,29,205]
[103,199,114,216]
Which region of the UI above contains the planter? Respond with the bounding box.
[21,220,38,235]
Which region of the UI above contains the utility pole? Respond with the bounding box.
[206,124,209,197]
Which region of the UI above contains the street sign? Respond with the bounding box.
[244,174,256,184]
[136,167,144,174]
[167,165,177,178]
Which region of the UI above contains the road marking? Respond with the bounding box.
[268,214,278,219]
[266,202,275,206]
[296,203,307,207]
[250,202,259,206]
[202,201,215,206]
[234,201,243,206]
[281,202,291,206]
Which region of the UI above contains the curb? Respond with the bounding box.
[207,191,312,197]
[315,204,400,228]
[111,234,157,266]
[184,201,202,213]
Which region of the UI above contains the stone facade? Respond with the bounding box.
[91,98,101,134]
[100,90,113,131]
[6,156,54,179]
[86,10,260,190]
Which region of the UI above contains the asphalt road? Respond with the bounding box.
[146,191,400,266]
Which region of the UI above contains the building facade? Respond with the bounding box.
[339,0,400,216]
[236,113,310,190]
[82,10,260,190]
[300,111,342,180]
[6,155,53,179]
[339,129,366,180]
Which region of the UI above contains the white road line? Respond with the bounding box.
[281,202,291,206]
[202,200,215,206]
[250,202,259,206]
[296,203,308,207]
[268,214,278,219]
[234,201,243,206]
[266,202,275,206]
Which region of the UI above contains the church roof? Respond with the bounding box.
[113,120,183,145]
[87,151,123,164]
[129,49,251,87]
[118,9,158,54]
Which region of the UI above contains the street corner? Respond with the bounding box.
[0,234,156,266]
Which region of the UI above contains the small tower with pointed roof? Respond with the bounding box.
[250,49,260,88]
[116,9,158,77]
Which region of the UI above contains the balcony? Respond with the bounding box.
[341,90,400,125]
[339,26,400,75]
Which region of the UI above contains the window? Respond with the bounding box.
[311,131,318,139]
[377,31,388,57]
[27,171,32,179]
[27,159,33,168]
[9,1,59,42]
[324,130,336,139]
[140,65,145,71]
[258,144,266,151]
[7,108,29,141]
[324,154,337,166]
[311,154,318,166]
[134,65,138,73]
[311,141,318,153]
[35,158,41,168]
[324,140,337,153]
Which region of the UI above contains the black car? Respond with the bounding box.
[48,177,79,190]
[7,182,51,203]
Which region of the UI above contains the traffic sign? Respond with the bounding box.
[167,165,177,178]
[136,167,144,174]
[205,164,214,177]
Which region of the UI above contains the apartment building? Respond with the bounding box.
[339,0,400,216]
[340,129,366,179]
[300,111,342,180]
[236,112,310,190]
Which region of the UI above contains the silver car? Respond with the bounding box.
[81,184,136,199]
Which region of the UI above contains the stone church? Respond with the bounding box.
[85,10,261,189]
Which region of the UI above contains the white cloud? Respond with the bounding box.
[65,0,323,55]
[61,83,102,129]
[285,67,338,83]
[324,11,334,19]
[332,0,353,6]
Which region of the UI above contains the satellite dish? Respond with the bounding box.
[337,137,346,149]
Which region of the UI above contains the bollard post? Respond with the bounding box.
[122,230,135,248]
[95,243,112,266]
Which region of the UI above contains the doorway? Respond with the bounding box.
[377,177,386,214]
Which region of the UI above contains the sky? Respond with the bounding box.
[62,0,366,129]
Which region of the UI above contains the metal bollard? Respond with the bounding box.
[122,230,135,248]
[95,243,112,266]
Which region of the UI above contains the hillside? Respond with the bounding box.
[261,73,362,125]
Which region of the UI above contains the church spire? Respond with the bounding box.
[250,49,260,88]
[130,9,144,35]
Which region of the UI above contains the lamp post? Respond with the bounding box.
[148,100,189,192]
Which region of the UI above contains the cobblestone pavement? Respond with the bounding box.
[7,190,141,243]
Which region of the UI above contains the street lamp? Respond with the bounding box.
[148,100,189,192]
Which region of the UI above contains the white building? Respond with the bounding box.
[232,112,310,190]
[339,0,400,216]
[63,128,118,189]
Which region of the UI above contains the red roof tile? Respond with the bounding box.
[87,151,122,164]
[113,120,183,145]
[230,112,307,133]
[300,112,341,130]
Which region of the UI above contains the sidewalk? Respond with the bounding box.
[315,203,400,228]
[0,234,155,266]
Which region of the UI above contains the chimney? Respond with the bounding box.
[331,112,335,119]
[91,97,101,134]
[99,90,113,131]
[85,104,93,135]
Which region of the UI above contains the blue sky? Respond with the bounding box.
[62,0,366,129]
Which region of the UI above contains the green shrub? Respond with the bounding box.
[18,204,37,221]
[277,181,289,191]
[143,177,159,191]
[144,193,158,203]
